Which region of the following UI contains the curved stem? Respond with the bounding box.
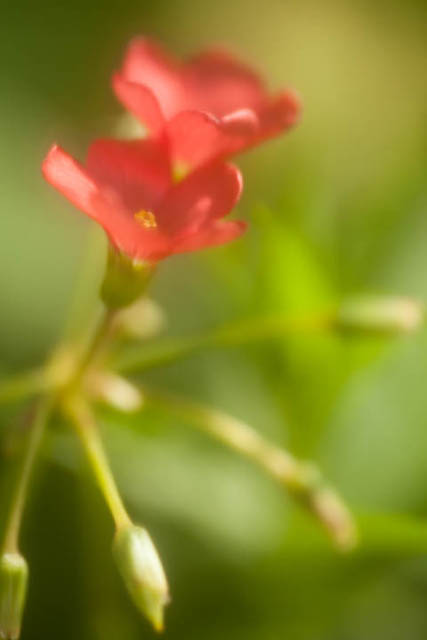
[139,386,357,551]
[115,311,334,374]
[2,397,53,553]
[0,369,48,407]
[64,395,131,531]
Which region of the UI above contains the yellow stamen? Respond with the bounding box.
[134,210,157,229]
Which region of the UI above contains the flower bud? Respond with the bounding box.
[89,372,143,413]
[101,247,155,310]
[113,525,169,632]
[336,296,424,335]
[0,552,28,640]
[115,299,166,340]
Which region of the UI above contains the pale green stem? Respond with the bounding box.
[140,387,357,551]
[64,395,131,531]
[2,397,53,553]
[115,311,334,374]
[0,369,48,407]
[74,307,117,383]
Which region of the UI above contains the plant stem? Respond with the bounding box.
[64,395,131,531]
[76,307,118,381]
[115,311,334,374]
[2,397,53,553]
[0,369,48,407]
[140,387,357,551]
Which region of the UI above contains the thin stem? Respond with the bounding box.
[0,369,48,407]
[140,387,357,551]
[64,395,131,531]
[115,311,334,374]
[2,397,53,553]
[76,307,117,380]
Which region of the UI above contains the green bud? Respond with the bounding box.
[0,553,28,640]
[101,247,155,310]
[113,525,169,632]
[336,296,424,335]
[115,298,166,340]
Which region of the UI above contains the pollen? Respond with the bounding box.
[134,210,157,229]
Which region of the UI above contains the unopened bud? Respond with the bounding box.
[336,296,423,335]
[113,525,169,632]
[89,372,143,413]
[0,553,28,640]
[115,299,166,340]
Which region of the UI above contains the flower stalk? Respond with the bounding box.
[63,395,131,531]
[139,388,357,550]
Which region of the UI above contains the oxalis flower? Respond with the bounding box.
[42,138,245,262]
[113,37,302,173]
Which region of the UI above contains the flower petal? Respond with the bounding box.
[255,89,302,142]
[165,110,232,171]
[184,48,265,116]
[42,144,105,222]
[157,162,243,235]
[112,74,165,135]
[42,144,171,261]
[87,138,171,212]
[120,37,183,118]
[173,220,247,254]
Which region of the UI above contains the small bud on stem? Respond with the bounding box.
[0,553,28,640]
[113,525,169,632]
[336,296,423,335]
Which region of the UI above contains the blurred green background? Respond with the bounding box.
[1,0,427,638]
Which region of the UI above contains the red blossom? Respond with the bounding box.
[42,138,245,262]
[113,37,302,172]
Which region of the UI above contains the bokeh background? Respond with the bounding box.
[1,0,427,638]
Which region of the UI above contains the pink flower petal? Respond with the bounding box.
[184,48,265,116]
[165,110,232,171]
[120,37,184,118]
[42,144,106,222]
[256,89,302,142]
[173,219,247,253]
[157,162,243,235]
[112,74,165,135]
[86,138,171,212]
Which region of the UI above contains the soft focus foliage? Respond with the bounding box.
[1,0,427,638]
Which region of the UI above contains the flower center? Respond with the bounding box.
[134,210,157,229]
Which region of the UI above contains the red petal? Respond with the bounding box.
[120,37,183,118]
[112,74,165,135]
[42,144,104,221]
[220,108,259,136]
[255,89,302,142]
[165,110,232,171]
[42,144,172,261]
[157,162,243,235]
[184,48,265,116]
[87,138,171,212]
[173,219,247,253]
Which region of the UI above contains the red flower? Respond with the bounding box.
[113,37,302,173]
[42,138,245,262]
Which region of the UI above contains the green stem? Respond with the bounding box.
[0,369,48,407]
[64,395,131,531]
[75,307,117,381]
[2,397,53,553]
[140,387,357,551]
[115,311,334,374]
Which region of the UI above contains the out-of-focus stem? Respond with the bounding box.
[64,395,131,531]
[115,311,334,374]
[2,397,53,554]
[140,387,357,551]
[0,370,48,407]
